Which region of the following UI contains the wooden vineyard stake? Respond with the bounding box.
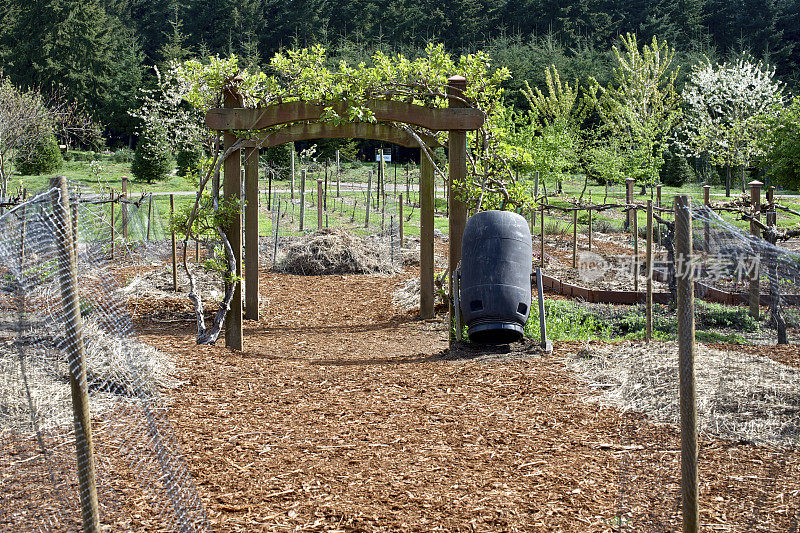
[588,192,593,251]
[572,207,578,268]
[51,176,100,532]
[633,206,639,293]
[703,184,711,249]
[674,194,698,533]
[625,177,635,231]
[646,200,653,341]
[121,176,128,241]
[317,179,323,229]
[656,185,662,248]
[336,150,341,197]
[749,180,763,319]
[268,169,273,210]
[299,169,306,231]
[170,194,177,292]
[110,191,115,260]
[290,147,295,200]
[146,193,153,241]
[324,160,328,211]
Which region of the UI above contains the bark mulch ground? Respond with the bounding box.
[133,270,799,532]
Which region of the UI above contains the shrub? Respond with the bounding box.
[660,150,693,186]
[131,123,173,183]
[112,148,134,163]
[176,145,203,177]
[14,132,62,175]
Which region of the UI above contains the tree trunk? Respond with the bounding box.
[725,165,731,197]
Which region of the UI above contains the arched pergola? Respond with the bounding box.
[205,76,484,350]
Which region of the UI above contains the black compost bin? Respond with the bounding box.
[459,210,532,344]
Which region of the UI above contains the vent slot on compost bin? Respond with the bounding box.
[459,210,533,344]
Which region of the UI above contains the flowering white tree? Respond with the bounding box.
[678,58,784,196]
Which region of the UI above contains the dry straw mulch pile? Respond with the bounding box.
[279,228,397,275]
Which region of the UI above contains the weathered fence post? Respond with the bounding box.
[420,153,435,319]
[170,194,177,292]
[299,169,306,231]
[766,186,776,227]
[324,160,328,211]
[448,75,469,343]
[51,176,100,533]
[749,180,763,319]
[703,184,711,249]
[146,193,153,242]
[365,170,373,228]
[646,200,653,341]
[625,177,635,231]
[317,179,324,229]
[268,169,273,211]
[121,176,128,241]
[633,205,639,292]
[656,185,662,248]
[336,150,341,197]
[588,192,593,251]
[109,191,115,260]
[675,194,698,533]
[290,147,296,200]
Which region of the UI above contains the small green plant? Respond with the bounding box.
[14,132,62,175]
[696,300,758,332]
[524,300,609,341]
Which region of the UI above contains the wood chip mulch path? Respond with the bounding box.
[134,271,800,532]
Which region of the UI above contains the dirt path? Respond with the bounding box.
[136,270,799,532]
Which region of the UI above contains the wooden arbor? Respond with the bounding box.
[205,76,484,350]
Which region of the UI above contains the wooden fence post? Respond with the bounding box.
[675,194,698,533]
[656,185,662,248]
[646,200,653,341]
[588,192,593,251]
[170,194,177,292]
[290,147,296,200]
[766,186,776,226]
[109,191,115,260]
[625,177,635,231]
[703,184,711,249]
[448,75,469,343]
[121,176,128,241]
[336,150,341,197]
[51,176,100,533]
[749,180,763,319]
[633,205,639,292]
[317,179,324,229]
[146,193,153,242]
[365,170,373,228]
[324,161,328,211]
[572,207,578,268]
[299,169,306,231]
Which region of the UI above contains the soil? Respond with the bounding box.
[128,263,799,531]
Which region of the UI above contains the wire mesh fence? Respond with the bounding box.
[558,199,800,530]
[0,180,208,531]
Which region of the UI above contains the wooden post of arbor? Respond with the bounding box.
[223,83,243,351]
[646,200,653,341]
[50,176,100,532]
[121,176,128,241]
[244,146,260,321]
[749,180,763,319]
[675,194,699,533]
[317,179,324,229]
[625,177,635,231]
[448,76,469,343]
[419,153,435,319]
